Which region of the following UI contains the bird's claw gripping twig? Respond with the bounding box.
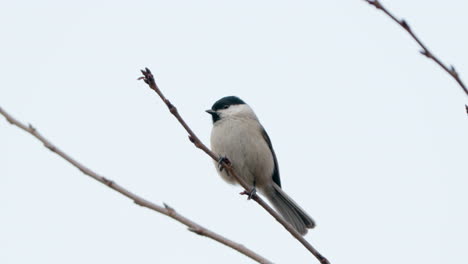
[240,186,257,200]
[217,156,231,172]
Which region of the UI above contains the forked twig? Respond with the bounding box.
[0,106,272,264]
[139,68,330,264]
[365,0,468,98]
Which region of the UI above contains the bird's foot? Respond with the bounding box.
[240,186,257,200]
[217,156,231,172]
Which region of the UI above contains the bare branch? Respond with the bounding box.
[139,68,330,264]
[0,106,272,264]
[364,0,468,97]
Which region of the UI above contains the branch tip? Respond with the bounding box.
[139,68,155,86]
[365,0,467,98]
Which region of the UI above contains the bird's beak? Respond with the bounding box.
[206,109,220,122]
[205,109,217,115]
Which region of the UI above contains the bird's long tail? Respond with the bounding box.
[267,183,315,235]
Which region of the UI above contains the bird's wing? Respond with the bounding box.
[261,126,281,187]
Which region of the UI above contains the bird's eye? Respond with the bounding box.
[223,105,229,109]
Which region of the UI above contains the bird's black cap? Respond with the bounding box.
[211,96,245,111]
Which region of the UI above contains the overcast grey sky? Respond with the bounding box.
[2,1,468,263]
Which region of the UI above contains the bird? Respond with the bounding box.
[206,96,315,235]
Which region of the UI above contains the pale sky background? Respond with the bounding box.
[1,1,467,264]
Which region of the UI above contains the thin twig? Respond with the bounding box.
[364,0,468,97]
[139,68,330,264]
[0,106,272,264]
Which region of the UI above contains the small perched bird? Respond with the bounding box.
[206,96,315,235]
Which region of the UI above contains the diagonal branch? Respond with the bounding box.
[0,106,272,264]
[139,68,330,264]
[364,0,468,97]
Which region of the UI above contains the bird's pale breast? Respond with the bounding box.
[210,117,274,191]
